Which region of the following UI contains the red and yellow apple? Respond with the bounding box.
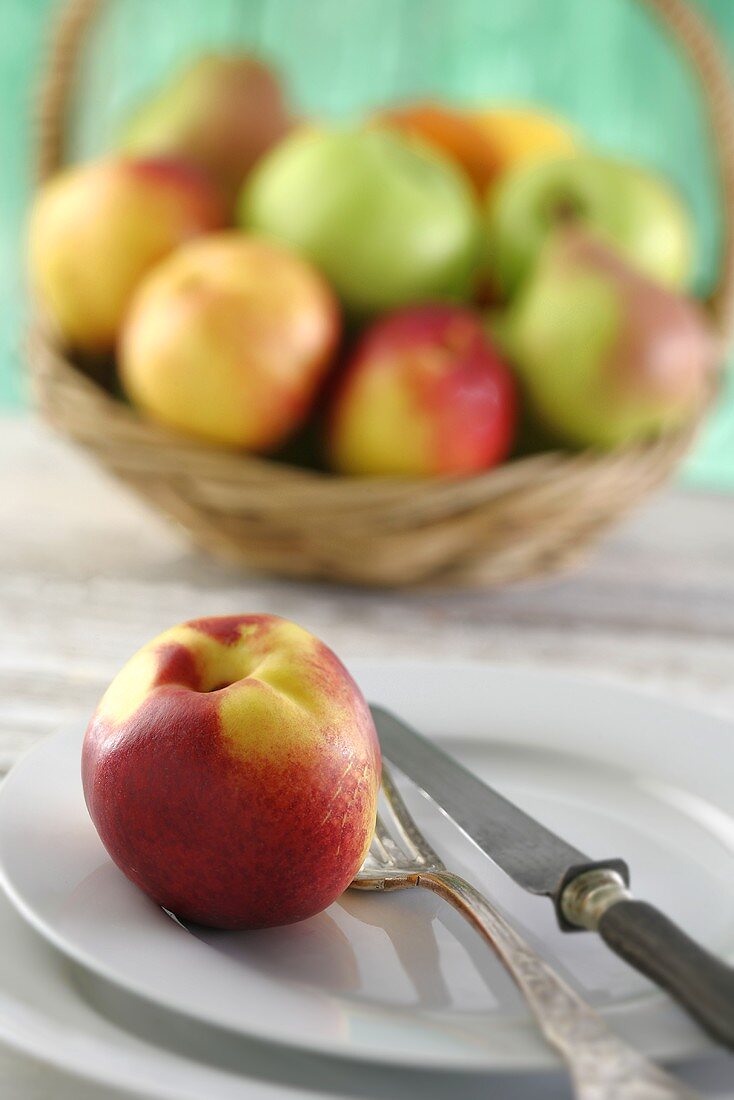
[82,614,381,930]
[28,157,226,353]
[120,233,340,449]
[328,304,517,476]
[121,53,294,205]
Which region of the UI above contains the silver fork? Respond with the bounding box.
[351,765,698,1100]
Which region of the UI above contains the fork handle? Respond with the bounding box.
[418,871,698,1100]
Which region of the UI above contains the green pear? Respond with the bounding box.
[486,155,693,297]
[502,229,717,449]
[239,126,481,313]
[121,54,293,205]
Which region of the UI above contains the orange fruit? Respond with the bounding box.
[471,107,578,180]
[375,102,501,195]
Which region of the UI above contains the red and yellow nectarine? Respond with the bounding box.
[82,614,380,929]
[120,233,340,449]
[28,158,226,352]
[328,304,517,477]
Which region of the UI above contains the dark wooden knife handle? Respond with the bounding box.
[599,898,734,1050]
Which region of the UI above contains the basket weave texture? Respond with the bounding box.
[28,0,734,587]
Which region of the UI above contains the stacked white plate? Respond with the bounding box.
[0,661,732,1098]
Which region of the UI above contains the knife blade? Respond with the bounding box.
[370,704,734,1050]
[371,704,627,915]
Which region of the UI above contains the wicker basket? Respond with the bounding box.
[28,0,734,587]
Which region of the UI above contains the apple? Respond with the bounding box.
[28,158,226,352]
[239,126,481,313]
[328,304,517,476]
[82,614,381,930]
[374,102,501,195]
[121,53,293,205]
[485,154,693,296]
[501,228,717,449]
[120,232,339,449]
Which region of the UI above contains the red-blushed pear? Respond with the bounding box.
[328,304,517,476]
[27,158,226,353]
[120,233,340,450]
[122,54,293,205]
[501,229,718,449]
[82,614,381,930]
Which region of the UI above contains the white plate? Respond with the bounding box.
[0,884,331,1100]
[1,661,732,1074]
[2,874,732,1100]
[1,880,593,1100]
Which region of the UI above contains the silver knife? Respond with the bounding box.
[371,705,734,1051]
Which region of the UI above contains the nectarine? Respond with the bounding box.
[328,304,517,476]
[120,233,339,449]
[82,615,380,929]
[28,158,226,352]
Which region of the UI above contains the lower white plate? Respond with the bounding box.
[0,885,331,1100]
[1,661,732,1074]
[0,879,731,1100]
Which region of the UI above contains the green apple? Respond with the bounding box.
[121,54,293,205]
[239,126,481,312]
[485,155,693,296]
[501,228,716,449]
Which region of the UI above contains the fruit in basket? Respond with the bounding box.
[502,228,717,449]
[374,102,501,195]
[120,233,339,449]
[375,103,578,196]
[470,107,578,183]
[82,614,380,929]
[328,304,517,476]
[27,158,226,353]
[485,154,692,296]
[240,126,480,312]
[121,54,293,205]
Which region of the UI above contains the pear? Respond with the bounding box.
[502,228,718,449]
[122,54,293,206]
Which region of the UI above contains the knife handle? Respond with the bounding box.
[598,898,734,1051]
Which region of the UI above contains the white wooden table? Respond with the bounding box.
[2,413,734,1097]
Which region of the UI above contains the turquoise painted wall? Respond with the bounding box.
[3,0,734,486]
